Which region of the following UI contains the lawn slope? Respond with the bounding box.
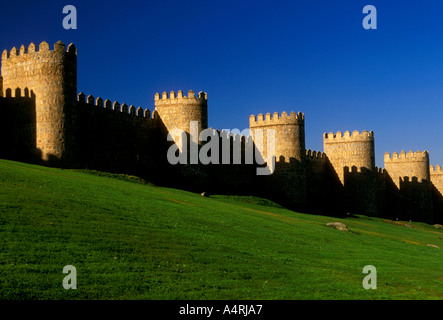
[0,159,442,299]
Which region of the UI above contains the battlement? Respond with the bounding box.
[323,130,374,142]
[344,166,375,174]
[154,90,207,106]
[2,41,76,60]
[384,150,429,163]
[430,164,443,174]
[78,93,155,119]
[305,149,326,160]
[375,166,386,174]
[249,111,304,127]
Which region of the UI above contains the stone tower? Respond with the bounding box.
[384,150,433,222]
[1,41,77,164]
[249,111,305,163]
[384,150,430,188]
[249,111,306,207]
[154,90,208,138]
[323,130,375,184]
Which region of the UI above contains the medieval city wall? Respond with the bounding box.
[0,40,442,223]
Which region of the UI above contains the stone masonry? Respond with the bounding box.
[0,41,442,224]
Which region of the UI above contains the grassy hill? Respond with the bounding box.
[0,159,442,300]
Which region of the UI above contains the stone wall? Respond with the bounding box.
[430,165,443,195]
[74,93,169,183]
[0,95,36,161]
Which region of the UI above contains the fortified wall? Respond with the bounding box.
[0,41,442,224]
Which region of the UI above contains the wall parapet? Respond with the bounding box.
[305,149,326,160]
[375,166,386,174]
[154,90,207,106]
[249,111,304,127]
[384,150,429,163]
[2,41,76,60]
[323,130,374,142]
[77,92,155,119]
[430,164,443,174]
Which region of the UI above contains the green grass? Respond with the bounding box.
[0,159,442,300]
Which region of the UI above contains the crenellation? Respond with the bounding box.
[198,91,207,99]
[28,43,36,53]
[19,45,26,55]
[39,41,49,52]
[67,43,76,54]
[121,103,128,113]
[113,101,120,111]
[87,95,94,104]
[137,106,143,117]
[154,89,208,106]
[306,149,326,160]
[1,41,76,63]
[430,164,443,173]
[323,129,374,141]
[249,111,304,126]
[54,41,65,53]
[129,105,136,115]
[104,99,112,109]
[10,47,17,57]
[78,92,85,103]
[96,97,103,108]
[384,150,429,162]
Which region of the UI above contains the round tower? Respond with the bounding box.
[1,41,77,164]
[154,90,208,137]
[249,111,306,208]
[249,111,305,162]
[323,130,375,184]
[384,150,430,188]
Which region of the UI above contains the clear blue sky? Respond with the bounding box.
[1,0,442,167]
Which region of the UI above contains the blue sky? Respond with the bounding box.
[1,0,442,167]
